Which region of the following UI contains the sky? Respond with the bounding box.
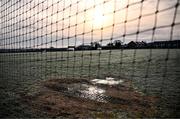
[0,0,180,49]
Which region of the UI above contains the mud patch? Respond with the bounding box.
[20,78,159,118]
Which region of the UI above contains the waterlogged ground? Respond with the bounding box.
[0,49,180,118]
[19,78,158,118]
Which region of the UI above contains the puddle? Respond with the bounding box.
[45,77,125,102]
[92,77,123,85]
[79,85,106,102]
[65,83,106,102]
[48,77,125,102]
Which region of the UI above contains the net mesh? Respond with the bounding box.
[0,0,180,118]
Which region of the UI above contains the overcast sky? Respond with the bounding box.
[0,0,180,49]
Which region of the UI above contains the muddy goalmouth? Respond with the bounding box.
[20,77,159,118]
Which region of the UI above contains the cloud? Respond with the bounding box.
[0,0,179,49]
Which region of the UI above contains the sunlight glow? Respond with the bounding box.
[92,5,112,29]
[93,7,105,28]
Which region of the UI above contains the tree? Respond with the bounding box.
[107,42,113,47]
[50,46,54,49]
[114,40,122,48]
[90,42,101,49]
[95,42,101,49]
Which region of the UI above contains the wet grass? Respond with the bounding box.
[0,49,180,117]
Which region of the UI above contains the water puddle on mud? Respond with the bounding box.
[23,77,158,118]
[59,77,123,102]
[78,84,106,102]
[63,83,106,102]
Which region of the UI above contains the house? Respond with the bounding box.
[127,41,137,48]
[127,41,147,48]
[136,41,147,48]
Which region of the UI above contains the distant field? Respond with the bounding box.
[0,49,180,117]
[1,49,180,94]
